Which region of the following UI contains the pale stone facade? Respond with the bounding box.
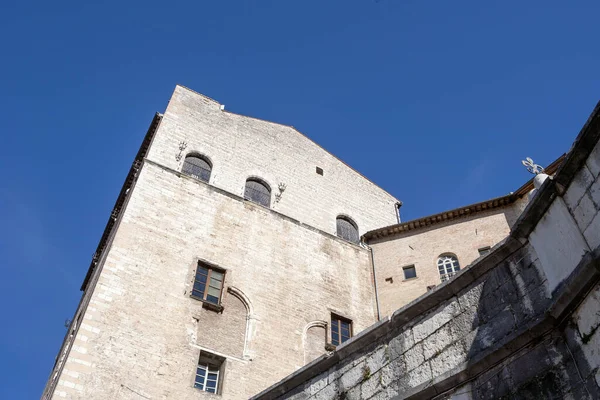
[42,86,400,399]
[366,159,563,317]
[370,209,514,317]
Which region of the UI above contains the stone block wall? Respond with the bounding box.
[258,242,561,400]
[47,160,381,399]
[370,209,512,317]
[147,85,400,236]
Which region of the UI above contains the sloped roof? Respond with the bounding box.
[363,155,566,241]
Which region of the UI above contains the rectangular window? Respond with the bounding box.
[403,265,417,280]
[331,315,352,346]
[194,351,225,394]
[192,262,225,305]
[478,246,491,256]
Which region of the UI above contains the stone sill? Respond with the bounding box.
[190,295,224,313]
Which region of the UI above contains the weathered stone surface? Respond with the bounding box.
[423,324,454,360]
[583,212,600,250]
[586,140,600,178]
[360,370,382,399]
[430,341,466,377]
[412,300,460,343]
[573,192,597,232]
[388,329,414,360]
[403,342,425,372]
[565,165,595,211]
[529,198,590,292]
[365,346,388,375]
[457,282,484,311]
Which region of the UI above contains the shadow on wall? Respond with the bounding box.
[458,245,599,399]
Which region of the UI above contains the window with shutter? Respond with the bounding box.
[191,262,225,305]
[331,315,352,346]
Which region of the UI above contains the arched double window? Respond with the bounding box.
[336,216,359,244]
[182,154,212,183]
[437,254,460,282]
[244,178,271,207]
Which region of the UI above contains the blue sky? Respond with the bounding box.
[0,0,599,397]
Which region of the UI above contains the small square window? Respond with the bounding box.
[331,314,352,346]
[192,262,225,307]
[194,351,225,394]
[403,265,417,280]
[478,246,491,256]
[316,167,324,175]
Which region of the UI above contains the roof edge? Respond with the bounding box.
[364,154,565,241]
[80,113,163,291]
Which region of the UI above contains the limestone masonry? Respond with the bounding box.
[42,86,600,400]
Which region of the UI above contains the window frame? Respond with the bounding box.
[437,254,461,282]
[190,260,226,312]
[336,216,360,244]
[181,153,212,183]
[330,314,353,347]
[194,351,225,394]
[402,265,417,280]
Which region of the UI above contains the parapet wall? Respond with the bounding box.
[251,101,600,400]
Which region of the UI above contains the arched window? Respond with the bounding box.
[182,154,212,183]
[244,178,271,207]
[437,254,460,282]
[336,216,359,244]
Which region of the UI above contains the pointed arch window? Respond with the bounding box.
[182,154,212,183]
[244,178,271,207]
[336,216,359,244]
[437,254,460,282]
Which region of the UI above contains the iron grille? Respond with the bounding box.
[182,156,211,182]
[336,217,359,243]
[244,179,271,207]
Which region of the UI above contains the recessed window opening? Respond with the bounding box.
[194,351,225,394]
[316,167,324,175]
[437,254,460,282]
[192,262,225,305]
[478,246,491,256]
[403,265,417,280]
[244,178,271,207]
[336,216,359,244]
[331,314,352,346]
[182,154,212,182]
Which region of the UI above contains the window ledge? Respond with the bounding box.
[190,295,224,313]
[402,277,419,282]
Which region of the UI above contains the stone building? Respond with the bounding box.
[42,86,600,399]
[367,157,565,317]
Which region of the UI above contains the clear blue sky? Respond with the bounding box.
[0,1,599,397]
